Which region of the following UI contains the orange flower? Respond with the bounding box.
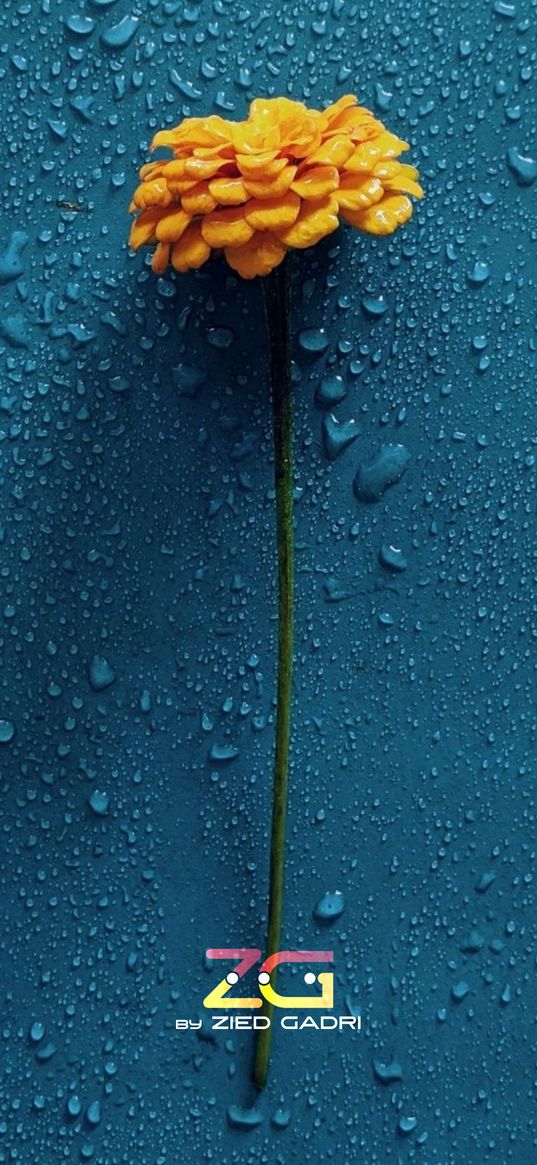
[129,95,423,279]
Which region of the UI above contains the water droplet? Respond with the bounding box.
[101,14,139,49]
[67,1096,82,1119]
[35,1041,57,1063]
[468,260,490,285]
[379,544,407,572]
[354,445,411,503]
[493,0,517,15]
[507,146,537,186]
[398,1116,418,1135]
[65,14,96,36]
[451,980,470,1002]
[460,930,485,953]
[271,1108,291,1129]
[373,1058,403,1084]
[0,719,15,744]
[86,1101,102,1127]
[227,1104,264,1130]
[209,743,239,762]
[206,326,234,349]
[315,373,347,408]
[322,414,360,460]
[0,230,28,284]
[298,328,329,353]
[362,293,389,318]
[88,656,116,691]
[88,790,110,817]
[313,891,345,922]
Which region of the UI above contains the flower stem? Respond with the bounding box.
[252,257,294,1091]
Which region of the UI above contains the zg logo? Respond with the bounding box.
[203,948,334,1009]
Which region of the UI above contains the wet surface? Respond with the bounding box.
[1,0,536,1161]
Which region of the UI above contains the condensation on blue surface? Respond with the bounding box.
[0,0,536,1161]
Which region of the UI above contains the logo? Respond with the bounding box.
[202,948,334,1009]
[174,947,361,1033]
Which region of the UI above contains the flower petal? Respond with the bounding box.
[236,152,288,177]
[208,176,249,205]
[279,126,322,159]
[187,143,235,160]
[242,165,297,199]
[161,160,189,179]
[224,231,287,278]
[327,107,381,136]
[250,95,309,123]
[275,196,340,249]
[341,194,413,235]
[171,221,211,272]
[181,116,233,146]
[306,136,354,168]
[132,178,172,210]
[201,206,255,248]
[153,116,232,152]
[372,159,404,181]
[181,182,217,215]
[319,94,357,130]
[244,192,300,232]
[155,207,191,243]
[151,243,170,274]
[139,161,165,181]
[247,98,321,156]
[166,178,200,196]
[184,155,230,180]
[345,132,408,172]
[291,165,339,200]
[384,176,424,199]
[151,129,183,150]
[376,162,424,199]
[232,123,279,154]
[129,208,163,249]
[336,174,384,211]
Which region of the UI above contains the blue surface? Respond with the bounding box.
[1,0,536,1161]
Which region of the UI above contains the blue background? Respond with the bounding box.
[1,0,536,1160]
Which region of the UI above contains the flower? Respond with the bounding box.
[129,95,423,279]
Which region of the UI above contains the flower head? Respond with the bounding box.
[129,94,423,279]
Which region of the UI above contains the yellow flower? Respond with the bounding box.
[129,95,423,279]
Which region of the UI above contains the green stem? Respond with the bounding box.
[252,257,294,1090]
